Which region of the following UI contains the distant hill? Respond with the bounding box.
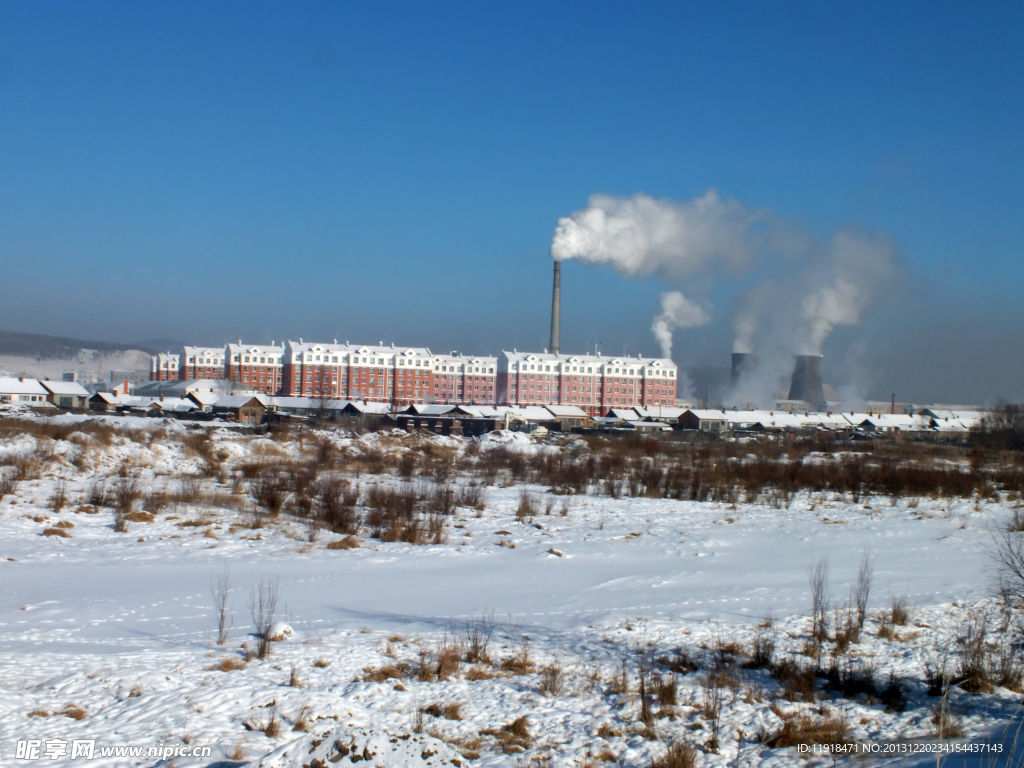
[0,330,166,359]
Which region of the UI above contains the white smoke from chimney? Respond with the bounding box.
[550,191,760,279]
[651,291,710,358]
[796,229,897,354]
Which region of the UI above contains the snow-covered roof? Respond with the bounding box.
[39,380,90,397]
[501,350,676,371]
[0,378,48,395]
[452,405,502,418]
[544,405,589,418]
[606,408,641,421]
[405,404,455,416]
[91,392,123,404]
[188,391,221,406]
[213,395,269,409]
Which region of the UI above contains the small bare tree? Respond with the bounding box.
[113,464,141,533]
[854,549,872,631]
[809,557,830,642]
[211,566,233,645]
[249,578,280,660]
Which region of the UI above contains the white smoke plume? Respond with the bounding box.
[550,190,762,279]
[651,291,710,358]
[551,190,899,405]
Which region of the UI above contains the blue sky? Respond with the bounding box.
[1,2,1023,401]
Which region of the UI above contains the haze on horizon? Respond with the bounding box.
[1,2,1023,405]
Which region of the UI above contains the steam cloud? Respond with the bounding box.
[551,190,898,403]
[651,291,710,358]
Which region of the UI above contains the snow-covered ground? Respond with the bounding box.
[0,413,1021,767]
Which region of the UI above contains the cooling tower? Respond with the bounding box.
[788,354,825,407]
[549,261,561,355]
[730,352,757,388]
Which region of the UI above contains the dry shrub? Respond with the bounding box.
[465,666,501,680]
[246,710,282,739]
[481,716,531,753]
[288,665,303,688]
[361,663,410,682]
[515,489,538,522]
[112,464,141,533]
[49,479,66,512]
[326,535,360,550]
[500,643,534,675]
[27,709,50,718]
[460,613,494,664]
[423,702,463,721]
[932,702,963,738]
[312,658,330,668]
[539,664,564,696]
[655,673,678,706]
[596,723,621,739]
[650,741,697,768]
[59,705,87,721]
[126,511,155,523]
[178,518,214,527]
[659,650,698,676]
[248,579,278,660]
[772,660,817,702]
[763,713,850,748]
[211,657,246,672]
[41,527,71,538]
[889,592,909,626]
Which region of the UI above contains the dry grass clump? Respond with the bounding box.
[499,643,534,675]
[326,535,360,550]
[515,489,538,522]
[539,664,564,696]
[650,741,697,768]
[932,701,963,738]
[0,470,17,499]
[889,592,910,626]
[211,656,246,672]
[126,511,155,523]
[771,659,817,702]
[312,658,330,668]
[59,704,88,721]
[178,518,215,527]
[41,527,72,537]
[763,712,849,748]
[27,709,50,718]
[361,663,411,682]
[245,710,282,738]
[480,716,531,753]
[422,702,463,721]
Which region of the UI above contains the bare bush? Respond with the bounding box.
[650,741,696,768]
[539,664,564,697]
[49,479,66,513]
[854,549,872,630]
[211,567,233,645]
[248,578,279,660]
[809,558,830,642]
[515,489,537,522]
[113,464,141,533]
[0,469,15,500]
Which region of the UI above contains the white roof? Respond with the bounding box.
[286,340,432,362]
[227,343,285,355]
[213,395,269,409]
[0,378,48,395]
[188,391,221,406]
[453,405,502,418]
[406,404,455,416]
[39,380,90,397]
[544,405,589,418]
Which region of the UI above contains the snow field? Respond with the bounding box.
[0,413,1021,767]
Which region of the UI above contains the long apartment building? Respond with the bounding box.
[496,350,678,416]
[150,342,676,413]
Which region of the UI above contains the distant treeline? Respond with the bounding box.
[0,331,157,359]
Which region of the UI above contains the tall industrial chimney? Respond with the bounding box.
[730,352,757,388]
[788,354,825,409]
[549,261,561,355]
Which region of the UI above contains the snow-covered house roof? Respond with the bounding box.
[544,405,589,418]
[0,378,48,396]
[405,404,455,416]
[213,395,269,410]
[39,380,90,397]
